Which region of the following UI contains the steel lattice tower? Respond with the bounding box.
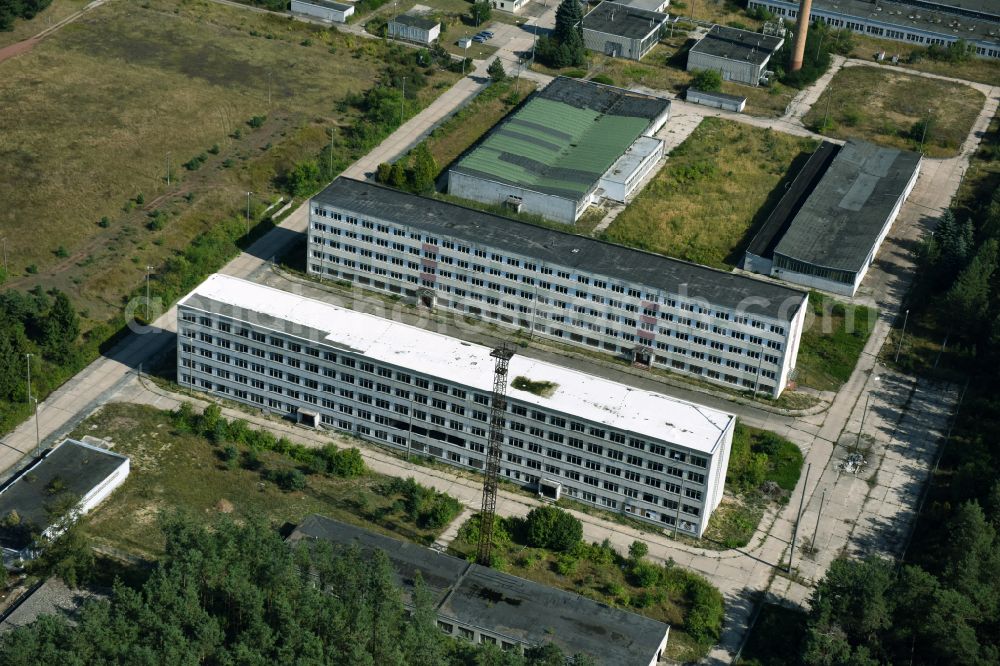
[476,342,514,566]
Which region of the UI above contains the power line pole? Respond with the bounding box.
[788,462,811,573]
[33,397,41,456]
[2,237,7,275]
[400,77,407,127]
[25,353,32,407]
[145,265,154,321]
[166,152,171,186]
[476,342,514,566]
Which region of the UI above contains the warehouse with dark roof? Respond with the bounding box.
[447,77,670,223]
[582,1,670,61]
[744,139,922,296]
[686,25,784,86]
[287,515,671,664]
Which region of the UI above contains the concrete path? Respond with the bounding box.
[432,507,476,551]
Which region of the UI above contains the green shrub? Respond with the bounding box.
[247,115,267,128]
[98,216,110,228]
[563,69,587,78]
[590,74,613,85]
[525,506,583,552]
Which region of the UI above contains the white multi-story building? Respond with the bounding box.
[177,274,737,537]
[307,178,810,398]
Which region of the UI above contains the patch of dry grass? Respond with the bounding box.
[803,66,985,157]
[847,33,1000,87]
[0,0,457,323]
[603,118,817,268]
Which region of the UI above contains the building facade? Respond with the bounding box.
[582,1,670,61]
[307,178,809,398]
[290,0,354,23]
[177,274,738,537]
[747,0,1000,59]
[491,0,529,13]
[687,25,784,86]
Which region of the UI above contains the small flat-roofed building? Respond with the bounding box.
[687,25,784,86]
[685,87,747,112]
[491,0,530,14]
[308,178,810,397]
[287,514,671,663]
[448,77,670,223]
[178,274,738,536]
[582,1,670,60]
[748,139,922,296]
[747,0,1000,59]
[0,440,129,563]
[290,0,355,23]
[388,12,441,44]
[597,135,664,201]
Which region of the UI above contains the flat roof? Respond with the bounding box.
[582,1,669,40]
[686,88,748,104]
[616,0,669,12]
[450,77,670,201]
[0,579,106,633]
[181,274,735,453]
[602,136,663,184]
[287,514,669,663]
[745,142,839,259]
[293,0,354,11]
[0,440,128,551]
[315,178,807,320]
[801,0,1000,43]
[390,12,439,30]
[773,140,922,273]
[689,25,784,66]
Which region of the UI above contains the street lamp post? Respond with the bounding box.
[463,43,469,75]
[25,353,32,408]
[145,265,154,321]
[894,309,910,363]
[400,77,407,126]
[919,110,932,153]
[33,398,41,456]
[1,236,7,275]
[246,191,254,236]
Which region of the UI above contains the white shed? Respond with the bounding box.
[291,0,355,23]
[388,13,441,44]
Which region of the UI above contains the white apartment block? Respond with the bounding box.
[177,274,737,537]
[307,178,810,398]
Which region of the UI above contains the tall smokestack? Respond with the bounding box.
[790,0,813,72]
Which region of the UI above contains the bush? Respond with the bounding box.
[590,74,613,85]
[690,68,723,92]
[98,216,110,228]
[183,153,208,171]
[208,144,220,155]
[487,58,507,83]
[247,115,267,128]
[524,506,583,552]
[271,468,307,491]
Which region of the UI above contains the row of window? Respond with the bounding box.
[310,218,788,336]
[179,319,715,469]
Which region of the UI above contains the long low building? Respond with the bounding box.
[308,177,810,398]
[288,515,670,664]
[448,77,670,223]
[744,139,922,296]
[177,274,737,537]
[747,0,1000,59]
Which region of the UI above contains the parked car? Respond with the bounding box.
[472,34,487,43]
[481,30,494,39]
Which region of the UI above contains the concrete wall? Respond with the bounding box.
[388,21,440,44]
[291,0,353,23]
[687,49,767,86]
[742,251,773,275]
[447,170,582,224]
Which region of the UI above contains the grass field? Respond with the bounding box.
[846,33,1000,87]
[796,292,876,391]
[0,0,89,49]
[0,0,457,325]
[602,118,818,268]
[70,403,455,559]
[803,66,985,158]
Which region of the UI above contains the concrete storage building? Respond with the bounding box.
[581,1,670,60]
[685,88,747,112]
[290,0,354,23]
[747,0,1000,59]
[388,12,441,44]
[0,440,129,563]
[448,77,670,223]
[177,274,738,537]
[744,139,922,296]
[307,178,809,398]
[686,25,784,86]
[288,515,671,663]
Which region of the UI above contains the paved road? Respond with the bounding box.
[1,11,996,660]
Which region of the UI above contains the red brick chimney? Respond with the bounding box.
[790,0,813,72]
